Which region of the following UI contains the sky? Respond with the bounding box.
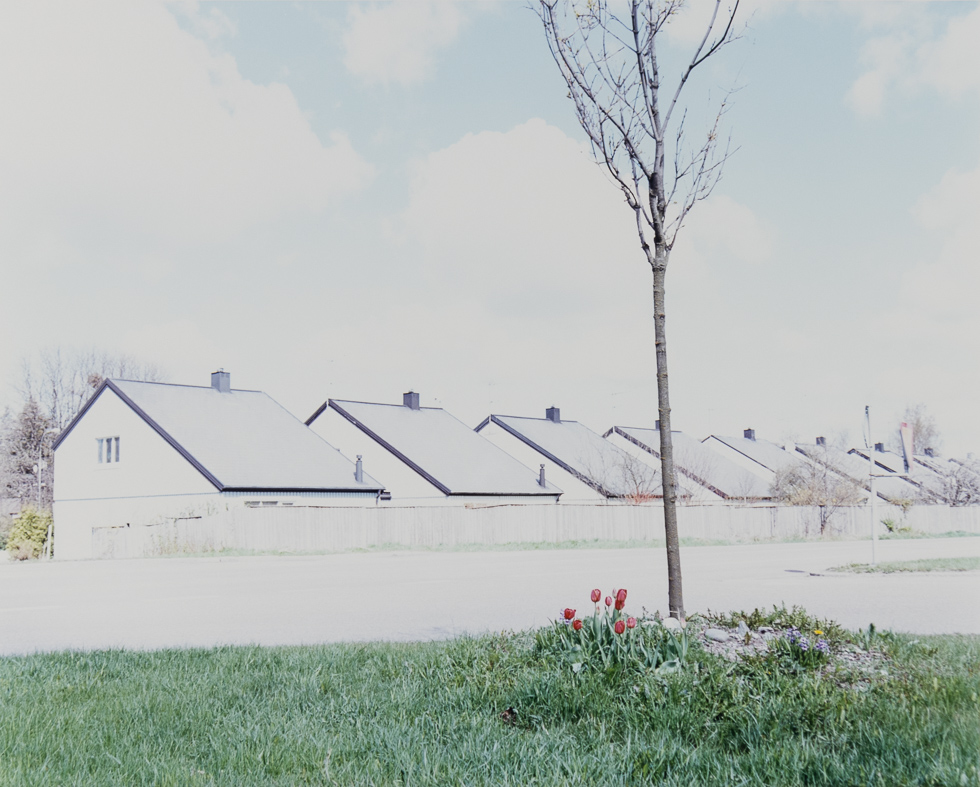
[1,0,978,456]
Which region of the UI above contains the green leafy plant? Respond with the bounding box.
[6,506,52,560]
[769,626,831,670]
[545,587,692,675]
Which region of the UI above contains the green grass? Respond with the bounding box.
[832,556,980,574]
[1,617,978,785]
[879,529,980,541]
[146,530,980,561]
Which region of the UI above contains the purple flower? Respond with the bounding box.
[816,639,830,654]
[798,637,809,651]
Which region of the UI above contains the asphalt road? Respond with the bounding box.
[1,538,978,655]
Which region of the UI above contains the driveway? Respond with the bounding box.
[1,538,978,655]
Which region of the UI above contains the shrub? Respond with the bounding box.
[6,507,52,560]
[0,515,12,551]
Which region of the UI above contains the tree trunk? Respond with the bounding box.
[652,260,685,620]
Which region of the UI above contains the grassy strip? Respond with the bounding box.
[0,618,978,785]
[832,556,980,574]
[148,530,978,560]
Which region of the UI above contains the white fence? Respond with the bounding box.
[89,502,980,560]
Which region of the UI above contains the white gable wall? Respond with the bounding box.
[477,420,606,502]
[54,388,219,559]
[702,437,775,483]
[310,406,447,503]
[604,431,725,504]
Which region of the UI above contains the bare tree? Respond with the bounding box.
[2,348,166,508]
[889,403,942,458]
[914,457,980,507]
[18,348,166,431]
[540,0,740,619]
[578,444,661,503]
[770,450,864,535]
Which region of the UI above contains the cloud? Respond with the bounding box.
[343,2,465,86]
[0,2,374,252]
[846,3,980,116]
[0,1,375,404]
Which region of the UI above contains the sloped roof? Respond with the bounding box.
[480,414,665,498]
[316,399,562,496]
[794,443,916,502]
[704,434,800,475]
[55,379,383,493]
[609,426,771,499]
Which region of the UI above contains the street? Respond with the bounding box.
[1,537,978,655]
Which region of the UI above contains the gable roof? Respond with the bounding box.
[608,426,771,499]
[794,443,917,502]
[312,399,562,496]
[704,434,801,475]
[54,379,384,493]
[479,414,663,498]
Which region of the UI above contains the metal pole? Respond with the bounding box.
[866,406,877,567]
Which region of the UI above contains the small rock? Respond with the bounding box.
[662,617,683,631]
[736,621,750,639]
[705,628,729,642]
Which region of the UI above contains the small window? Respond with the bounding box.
[97,436,121,464]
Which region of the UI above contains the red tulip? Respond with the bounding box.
[615,598,625,611]
[604,596,613,607]
[590,588,601,603]
[626,617,637,629]
[614,620,626,634]
[563,608,576,620]
[616,588,627,603]
[572,619,583,631]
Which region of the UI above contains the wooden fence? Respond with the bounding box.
[90,502,980,560]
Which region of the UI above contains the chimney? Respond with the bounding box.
[816,436,826,447]
[744,428,755,441]
[874,442,884,453]
[655,420,661,431]
[355,455,363,483]
[538,464,546,487]
[546,407,560,423]
[211,370,230,393]
[924,447,934,458]
[403,391,420,410]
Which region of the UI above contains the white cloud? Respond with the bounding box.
[0,1,375,405]
[0,2,374,251]
[846,3,980,116]
[343,2,465,86]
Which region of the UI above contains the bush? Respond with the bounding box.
[6,507,52,560]
[0,515,12,551]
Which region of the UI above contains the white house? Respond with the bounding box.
[604,425,758,503]
[475,408,663,503]
[52,371,384,560]
[306,392,563,505]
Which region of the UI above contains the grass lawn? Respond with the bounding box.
[833,556,980,574]
[0,612,978,786]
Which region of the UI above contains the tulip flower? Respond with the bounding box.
[591,588,601,603]
[616,588,627,603]
[615,598,625,611]
[563,608,576,620]
[572,619,583,631]
[614,620,626,634]
[626,617,637,629]
[605,596,613,607]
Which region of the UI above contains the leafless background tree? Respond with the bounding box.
[888,403,942,457]
[770,450,864,534]
[540,0,740,618]
[1,348,166,510]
